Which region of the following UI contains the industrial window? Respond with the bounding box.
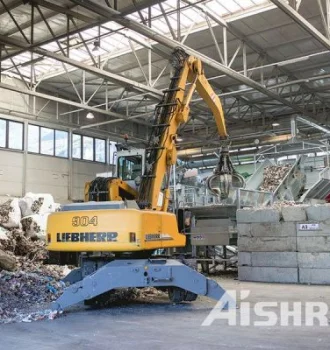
[83,136,94,161]
[28,124,68,158]
[95,138,105,163]
[8,121,23,150]
[0,118,24,151]
[72,134,82,159]
[55,130,68,158]
[73,133,106,163]
[0,119,6,148]
[28,125,39,153]
[40,127,54,156]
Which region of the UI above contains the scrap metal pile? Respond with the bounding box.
[259,164,292,192]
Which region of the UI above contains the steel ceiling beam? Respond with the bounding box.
[68,0,319,120]
[0,0,167,63]
[270,0,330,50]
[0,0,21,16]
[0,34,162,100]
[0,81,150,126]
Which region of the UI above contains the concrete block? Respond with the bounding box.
[298,253,330,268]
[237,223,251,237]
[282,205,307,222]
[238,236,297,252]
[250,222,296,237]
[236,208,280,223]
[251,252,298,268]
[238,252,251,266]
[296,222,330,237]
[306,204,330,221]
[299,268,330,285]
[238,266,298,283]
[297,236,330,253]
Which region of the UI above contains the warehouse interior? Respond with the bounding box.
[1,0,330,348]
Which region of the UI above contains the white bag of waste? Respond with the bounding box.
[0,226,8,240]
[21,213,50,239]
[0,198,21,229]
[20,192,58,217]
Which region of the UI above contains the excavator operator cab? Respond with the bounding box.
[116,149,145,189]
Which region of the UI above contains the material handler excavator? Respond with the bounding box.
[47,48,242,311]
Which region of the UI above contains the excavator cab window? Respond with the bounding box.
[117,155,143,181]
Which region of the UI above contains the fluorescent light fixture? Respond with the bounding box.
[86,112,95,119]
[277,56,309,66]
[240,147,257,152]
[176,137,183,142]
[272,122,280,126]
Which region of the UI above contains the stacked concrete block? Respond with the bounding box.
[296,204,330,285]
[238,204,330,285]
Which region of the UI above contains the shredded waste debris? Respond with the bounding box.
[259,164,292,192]
[0,195,163,324]
[0,195,68,324]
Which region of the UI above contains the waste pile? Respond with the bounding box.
[260,164,292,192]
[0,193,164,323]
[0,193,67,324]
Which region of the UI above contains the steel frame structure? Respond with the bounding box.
[0,0,329,151]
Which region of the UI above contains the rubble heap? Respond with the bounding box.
[0,194,164,323]
[0,194,68,323]
[260,164,292,192]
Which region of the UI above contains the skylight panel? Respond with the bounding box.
[220,0,241,13]
[152,19,171,33]
[236,0,255,9]
[41,42,60,52]
[70,49,90,61]
[164,0,177,9]
[181,8,204,23]
[205,1,229,16]
[251,0,269,4]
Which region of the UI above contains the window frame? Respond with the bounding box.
[0,118,24,151]
[28,124,69,159]
[55,129,69,158]
[72,133,82,160]
[0,118,108,164]
[73,133,107,164]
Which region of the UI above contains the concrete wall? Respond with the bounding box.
[238,204,330,285]
[0,149,112,203]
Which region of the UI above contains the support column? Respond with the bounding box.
[68,128,73,201]
[22,120,29,196]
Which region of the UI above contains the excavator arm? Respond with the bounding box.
[138,48,238,211]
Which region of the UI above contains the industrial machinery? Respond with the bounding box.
[47,48,238,311]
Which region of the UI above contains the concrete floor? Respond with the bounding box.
[1,276,330,349]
